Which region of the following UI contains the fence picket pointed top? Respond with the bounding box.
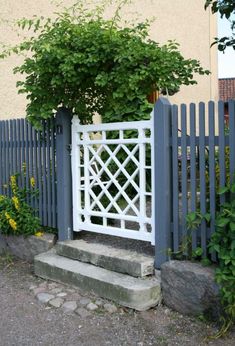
[72,115,80,125]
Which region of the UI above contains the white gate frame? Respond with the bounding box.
[71,115,155,244]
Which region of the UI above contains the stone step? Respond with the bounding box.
[34,250,161,311]
[56,239,154,277]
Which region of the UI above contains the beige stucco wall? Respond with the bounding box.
[0,0,218,120]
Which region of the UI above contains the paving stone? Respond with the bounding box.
[95,299,104,307]
[75,307,91,318]
[39,282,48,289]
[79,298,91,306]
[103,303,117,313]
[33,286,47,295]
[36,293,55,304]
[57,292,67,298]
[86,302,98,311]
[70,293,82,301]
[49,297,64,308]
[67,288,76,293]
[50,288,62,294]
[62,301,77,313]
[48,283,58,289]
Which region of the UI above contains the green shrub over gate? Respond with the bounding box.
[0,1,209,127]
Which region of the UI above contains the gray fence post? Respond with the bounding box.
[56,108,73,241]
[154,97,172,269]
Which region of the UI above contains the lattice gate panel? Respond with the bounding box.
[72,117,155,244]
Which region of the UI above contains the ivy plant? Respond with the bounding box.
[0,1,210,127]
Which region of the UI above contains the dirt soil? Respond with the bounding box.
[0,255,234,346]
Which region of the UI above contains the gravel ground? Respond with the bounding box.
[0,255,234,346]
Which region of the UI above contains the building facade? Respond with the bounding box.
[0,0,218,120]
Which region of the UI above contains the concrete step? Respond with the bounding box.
[34,250,161,311]
[56,239,154,277]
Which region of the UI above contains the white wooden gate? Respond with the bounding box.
[71,116,155,244]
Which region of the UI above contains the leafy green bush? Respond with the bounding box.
[0,1,209,127]
[208,183,235,336]
[186,183,235,337]
[0,175,40,236]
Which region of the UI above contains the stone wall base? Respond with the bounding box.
[161,260,221,319]
[0,233,56,263]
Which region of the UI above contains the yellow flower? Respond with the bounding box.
[10,175,17,193]
[9,218,17,231]
[5,212,11,220]
[30,177,35,188]
[12,196,20,210]
[22,162,26,175]
[35,231,44,237]
[0,195,6,202]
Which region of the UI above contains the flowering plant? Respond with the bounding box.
[0,174,40,236]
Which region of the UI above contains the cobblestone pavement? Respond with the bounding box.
[0,256,234,346]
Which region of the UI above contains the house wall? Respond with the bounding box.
[0,0,218,120]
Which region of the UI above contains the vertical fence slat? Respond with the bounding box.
[46,121,52,226]
[172,105,179,252]
[25,121,30,203]
[229,100,235,182]
[181,104,188,249]
[32,126,38,214]
[42,121,47,226]
[20,119,26,188]
[37,125,43,222]
[12,120,17,174]
[218,101,226,205]
[208,101,216,261]
[0,122,2,194]
[33,124,39,216]
[9,120,14,183]
[154,98,172,268]
[208,102,216,230]
[2,121,6,190]
[16,119,21,177]
[5,121,9,195]
[199,102,207,256]
[29,122,34,209]
[189,103,197,250]
[29,122,33,178]
[51,119,56,228]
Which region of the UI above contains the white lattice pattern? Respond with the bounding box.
[72,117,154,243]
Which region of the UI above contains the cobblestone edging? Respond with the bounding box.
[30,280,118,317]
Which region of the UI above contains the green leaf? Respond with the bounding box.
[204,213,211,223]
[230,222,235,231]
[216,218,230,227]
[218,186,229,195]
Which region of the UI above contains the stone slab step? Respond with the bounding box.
[34,250,161,311]
[56,239,154,278]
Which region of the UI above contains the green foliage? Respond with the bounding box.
[205,1,235,51]
[208,183,235,335]
[0,251,14,270]
[187,182,235,337]
[186,211,211,230]
[0,1,209,127]
[168,211,210,261]
[0,174,40,236]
